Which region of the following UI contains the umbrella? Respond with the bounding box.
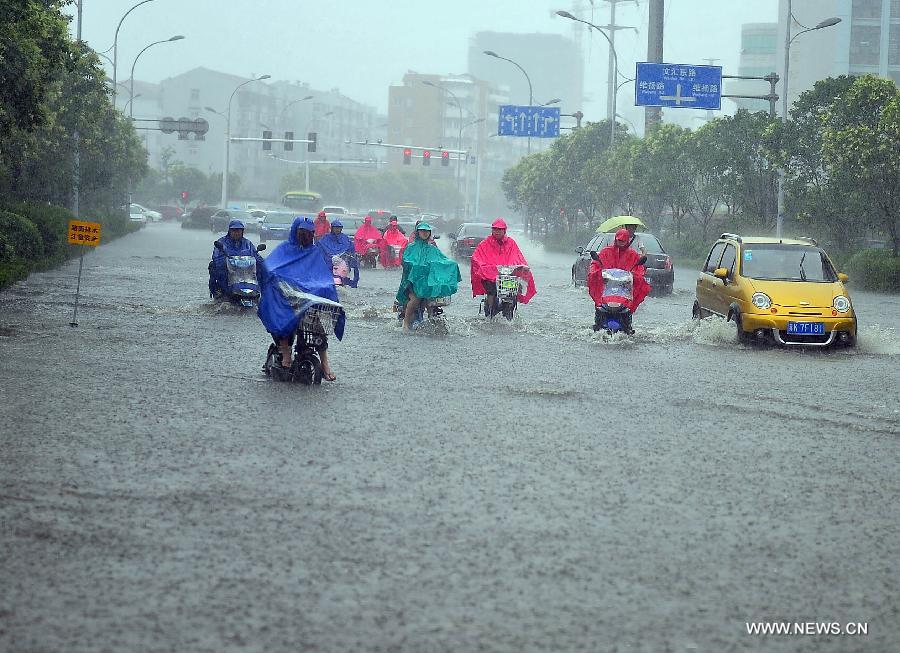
[596,215,646,233]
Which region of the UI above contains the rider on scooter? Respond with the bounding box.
[587,228,650,312]
[470,218,536,316]
[317,220,359,287]
[380,217,407,268]
[313,210,330,241]
[208,219,263,299]
[395,222,461,332]
[354,215,384,264]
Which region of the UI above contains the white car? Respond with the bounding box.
[322,205,347,216]
[130,203,162,222]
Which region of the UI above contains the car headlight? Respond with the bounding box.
[751,292,771,309]
[833,295,851,313]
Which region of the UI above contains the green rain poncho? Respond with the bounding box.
[395,237,461,303]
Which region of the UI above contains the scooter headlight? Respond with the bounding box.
[833,295,851,313]
[751,292,771,310]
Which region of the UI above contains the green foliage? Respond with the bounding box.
[0,199,71,262]
[845,248,900,291]
[0,209,43,261]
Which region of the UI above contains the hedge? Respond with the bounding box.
[845,249,900,292]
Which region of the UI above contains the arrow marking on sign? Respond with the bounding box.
[659,83,696,105]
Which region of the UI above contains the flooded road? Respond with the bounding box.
[2,222,898,651]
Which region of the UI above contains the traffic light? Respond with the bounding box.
[403,148,412,165]
[422,150,431,166]
[441,151,450,167]
[262,130,272,151]
[284,131,293,152]
[180,191,189,203]
[307,132,317,152]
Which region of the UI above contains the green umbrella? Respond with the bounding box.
[596,215,646,233]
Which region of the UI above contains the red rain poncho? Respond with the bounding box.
[587,244,650,311]
[381,225,407,267]
[313,214,330,239]
[354,218,384,256]
[470,235,537,304]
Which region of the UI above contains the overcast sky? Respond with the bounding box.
[70,0,778,129]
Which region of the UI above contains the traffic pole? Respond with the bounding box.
[70,250,85,327]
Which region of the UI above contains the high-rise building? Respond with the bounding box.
[777,0,900,115]
[727,23,778,114]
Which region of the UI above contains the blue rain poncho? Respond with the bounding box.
[209,233,262,297]
[258,216,345,340]
[317,230,359,287]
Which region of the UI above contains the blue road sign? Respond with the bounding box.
[498,105,561,138]
[635,62,722,110]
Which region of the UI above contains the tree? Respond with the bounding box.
[685,121,728,241]
[642,123,693,236]
[821,76,900,255]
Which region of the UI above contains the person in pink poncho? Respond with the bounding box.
[380,216,407,268]
[470,218,536,316]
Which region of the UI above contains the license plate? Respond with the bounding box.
[787,321,824,335]
[499,278,518,290]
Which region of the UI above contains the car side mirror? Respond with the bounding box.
[576,246,584,254]
[637,255,648,266]
[589,250,599,262]
[837,272,849,283]
[213,241,224,251]
[257,243,266,251]
[713,267,729,280]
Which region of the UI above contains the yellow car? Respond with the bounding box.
[693,234,856,347]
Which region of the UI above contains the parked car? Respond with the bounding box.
[128,206,147,224]
[180,207,215,229]
[129,203,161,222]
[322,205,347,216]
[572,230,674,295]
[448,222,492,259]
[258,211,296,243]
[693,233,856,347]
[210,209,252,233]
[335,215,367,237]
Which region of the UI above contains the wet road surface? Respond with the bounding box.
[1,222,898,652]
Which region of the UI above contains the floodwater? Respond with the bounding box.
[1,222,898,652]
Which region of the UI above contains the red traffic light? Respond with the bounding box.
[441,151,450,166]
[403,148,412,164]
[180,191,189,202]
[422,150,431,166]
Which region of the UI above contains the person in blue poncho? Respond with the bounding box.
[208,219,263,298]
[316,220,359,287]
[258,217,345,381]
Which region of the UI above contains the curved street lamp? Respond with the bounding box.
[222,74,271,208]
[539,98,562,107]
[775,1,841,237]
[278,94,315,125]
[556,10,621,145]
[129,35,184,119]
[424,80,466,215]
[112,0,157,103]
[484,49,534,153]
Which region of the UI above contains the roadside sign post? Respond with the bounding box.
[67,220,101,327]
[634,62,723,110]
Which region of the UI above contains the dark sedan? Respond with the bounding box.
[258,211,298,243]
[210,209,253,233]
[572,231,674,295]
[448,222,492,259]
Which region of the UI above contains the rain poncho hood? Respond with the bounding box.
[470,235,536,304]
[354,219,384,255]
[228,219,246,230]
[395,237,461,303]
[258,216,344,339]
[317,232,359,288]
[381,224,407,267]
[587,244,650,312]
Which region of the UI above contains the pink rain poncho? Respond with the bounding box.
[470,234,537,304]
[380,223,407,267]
[354,216,384,256]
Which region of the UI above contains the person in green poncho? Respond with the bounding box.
[395,222,461,332]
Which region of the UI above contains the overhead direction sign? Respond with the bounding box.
[498,105,561,138]
[635,62,722,110]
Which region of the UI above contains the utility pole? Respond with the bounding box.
[645,0,664,133]
[601,1,636,124]
[73,0,83,218]
[701,58,720,122]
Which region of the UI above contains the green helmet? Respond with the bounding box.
[417,222,432,231]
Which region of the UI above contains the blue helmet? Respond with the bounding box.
[331,219,344,228]
[228,219,245,230]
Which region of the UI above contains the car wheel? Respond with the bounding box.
[692,300,703,320]
[730,310,751,344]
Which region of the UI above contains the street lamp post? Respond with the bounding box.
[129,35,184,120]
[484,50,534,153]
[221,74,271,209]
[303,111,332,192]
[557,10,622,145]
[424,81,465,217]
[775,2,841,237]
[112,0,156,104]
[462,117,485,220]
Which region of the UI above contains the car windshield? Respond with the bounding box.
[740,244,837,282]
[600,232,664,253]
[264,213,295,224]
[462,225,492,238]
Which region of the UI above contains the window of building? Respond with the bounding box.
[893,0,900,18]
[190,88,200,102]
[853,0,883,21]
[850,24,882,65]
[891,25,900,64]
[742,32,776,55]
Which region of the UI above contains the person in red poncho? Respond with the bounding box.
[587,228,650,312]
[470,218,537,316]
[380,216,407,268]
[313,211,330,241]
[354,215,384,264]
